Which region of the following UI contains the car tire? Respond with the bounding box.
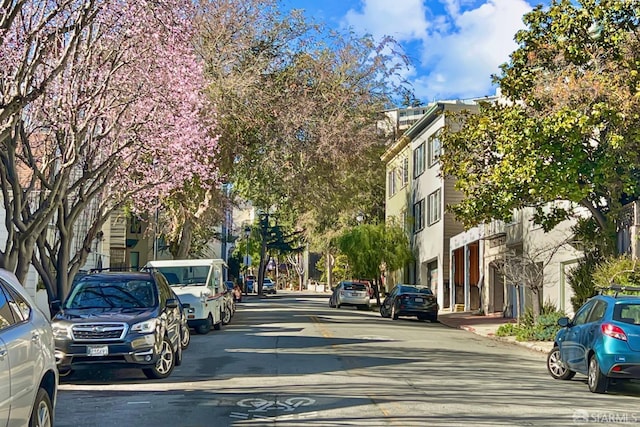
[195,314,213,334]
[180,324,190,349]
[222,307,231,325]
[143,336,175,379]
[588,355,608,393]
[417,314,427,321]
[29,387,53,427]
[379,306,387,318]
[546,346,575,380]
[391,303,399,320]
[429,315,438,323]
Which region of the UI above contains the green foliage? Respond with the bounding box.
[336,222,413,281]
[496,304,566,342]
[593,256,640,290]
[316,253,349,283]
[567,252,602,312]
[438,0,640,254]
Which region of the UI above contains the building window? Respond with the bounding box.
[428,189,441,225]
[414,199,425,233]
[402,157,409,186]
[428,130,441,167]
[414,143,425,177]
[130,216,142,234]
[388,169,397,196]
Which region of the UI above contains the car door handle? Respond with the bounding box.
[0,349,7,359]
[31,333,40,343]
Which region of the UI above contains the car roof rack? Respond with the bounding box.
[88,267,141,274]
[600,284,640,298]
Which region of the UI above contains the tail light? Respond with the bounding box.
[602,323,628,341]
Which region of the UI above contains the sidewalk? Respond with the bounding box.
[438,311,554,354]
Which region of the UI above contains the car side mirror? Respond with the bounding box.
[166,298,179,309]
[50,300,61,313]
[557,317,571,327]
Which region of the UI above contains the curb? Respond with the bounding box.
[442,320,553,354]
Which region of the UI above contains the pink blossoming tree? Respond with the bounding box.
[1,0,219,299]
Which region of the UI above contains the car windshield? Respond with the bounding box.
[343,283,366,291]
[401,286,433,295]
[613,303,640,325]
[64,280,156,309]
[156,266,209,286]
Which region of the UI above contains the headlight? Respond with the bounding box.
[200,290,211,302]
[52,323,72,340]
[131,318,159,334]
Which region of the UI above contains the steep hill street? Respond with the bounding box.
[55,292,640,426]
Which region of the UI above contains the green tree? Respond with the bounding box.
[336,222,413,286]
[439,0,640,252]
[197,0,409,248]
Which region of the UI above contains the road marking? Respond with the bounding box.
[127,401,150,405]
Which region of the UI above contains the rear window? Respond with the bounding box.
[343,283,367,291]
[614,303,640,325]
[401,286,433,295]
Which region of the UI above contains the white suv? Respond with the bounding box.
[0,269,58,427]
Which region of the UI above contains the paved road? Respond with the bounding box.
[55,292,640,426]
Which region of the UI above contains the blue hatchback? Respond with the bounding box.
[547,287,640,393]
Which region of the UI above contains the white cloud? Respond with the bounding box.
[343,0,429,41]
[343,0,534,101]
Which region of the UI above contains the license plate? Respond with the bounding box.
[87,345,109,357]
[351,292,359,297]
[414,297,424,303]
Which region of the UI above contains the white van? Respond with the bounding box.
[144,259,226,334]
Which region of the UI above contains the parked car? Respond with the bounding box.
[0,269,58,427]
[262,278,276,295]
[51,271,184,379]
[547,286,640,393]
[144,259,226,334]
[329,281,371,310]
[379,284,439,322]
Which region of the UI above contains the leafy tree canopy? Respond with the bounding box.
[197,0,411,249]
[439,0,640,250]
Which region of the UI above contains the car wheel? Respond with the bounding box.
[588,355,608,393]
[391,303,399,320]
[180,323,190,349]
[546,346,575,380]
[379,306,387,318]
[429,315,438,323]
[143,336,175,379]
[222,307,231,325]
[195,314,213,334]
[29,388,53,427]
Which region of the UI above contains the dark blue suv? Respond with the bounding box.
[547,286,640,393]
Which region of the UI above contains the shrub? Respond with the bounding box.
[496,310,566,342]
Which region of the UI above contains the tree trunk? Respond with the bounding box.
[175,217,193,259]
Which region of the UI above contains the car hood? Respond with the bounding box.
[54,307,156,323]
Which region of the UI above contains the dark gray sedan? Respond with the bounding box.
[380,284,439,322]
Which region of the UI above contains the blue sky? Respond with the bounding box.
[280,0,547,104]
